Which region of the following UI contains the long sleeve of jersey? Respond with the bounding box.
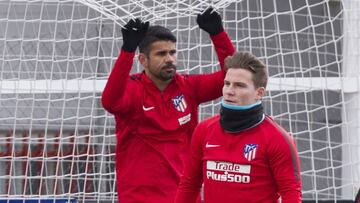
[266,119,302,202]
[185,31,234,104]
[210,31,234,70]
[101,50,136,114]
[175,123,206,203]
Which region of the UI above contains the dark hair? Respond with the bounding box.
[139,25,177,55]
[224,51,268,88]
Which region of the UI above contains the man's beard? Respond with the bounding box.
[159,64,177,81]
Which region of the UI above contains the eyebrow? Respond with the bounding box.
[224,80,247,86]
[234,81,247,86]
[155,49,176,54]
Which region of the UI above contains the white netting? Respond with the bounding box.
[77,0,239,25]
[0,0,359,202]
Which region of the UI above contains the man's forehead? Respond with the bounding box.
[150,40,176,49]
[226,68,252,77]
[225,69,253,82]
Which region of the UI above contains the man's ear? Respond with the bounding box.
[256,87,266,100]
[139,53,148,68]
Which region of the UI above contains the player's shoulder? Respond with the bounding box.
[129,72,143,81]
[261,116,298,152]
[171,73,196,89]
[176,72,210,82]
[197,115,220,129]
[262,115,298,155]
[261,114,291,138]
[174,73,190,82]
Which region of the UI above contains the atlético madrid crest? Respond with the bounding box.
[172,94,187,112]
[244,144,258,161]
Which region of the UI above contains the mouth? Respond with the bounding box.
[224,99,236,104]
[163,65,176,72]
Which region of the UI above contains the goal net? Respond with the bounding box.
[0,0,359,202]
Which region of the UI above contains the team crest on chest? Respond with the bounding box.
[244,144,258,161]
[172,94,187,112]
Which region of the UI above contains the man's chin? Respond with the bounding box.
[161,71,176,80]
[164,74,175,81]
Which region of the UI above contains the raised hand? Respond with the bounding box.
[196,7,224,36]
[121,18,150,52]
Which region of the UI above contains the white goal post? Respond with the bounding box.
[0,0,359,202]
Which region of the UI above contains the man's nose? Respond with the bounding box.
[224,86,235,95]
[165,53,175,62]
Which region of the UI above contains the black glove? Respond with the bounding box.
[196,7,224,35]
[121,18,149,52]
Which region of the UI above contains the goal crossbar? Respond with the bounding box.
[0,77,358,94]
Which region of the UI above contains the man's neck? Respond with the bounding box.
[155,80,171,92]
[147,74,172,92]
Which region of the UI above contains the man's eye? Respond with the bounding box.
[236,83,246,88]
